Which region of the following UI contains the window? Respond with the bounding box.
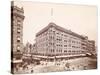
[57,38,62,41]
[53,31,55,33]
[17,28,21,33]
[50,30,52,32]
[64,45,67,47]
[69,44,71,47]
[64,40,67,42]
[17,45,20,50]
[72,46,74,48]
[64,35,67,37]
[53,49,54,52]
[64,50,67,52]
[61,50,62,52]
[51,49,54,52]
[52,43,54,46]
[72,41,75,43]
[61,34,63,36]
[17,19,21,22]
[57,32,60,35]
[17,40,20,42]
[68,39,71,42]
[50,36,54,39]
[17,37,20,42]
[59,50,60,52]
[51,49,52,52]
[56,49,58,52]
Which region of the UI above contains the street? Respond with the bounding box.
[14,57,97,74]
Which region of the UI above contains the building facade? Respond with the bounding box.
[11,3,24,53]
[32,43,37,54]
[11,2,25,73]
[24,42,33,54]
[88,40,96,54]
[35,22,95,58]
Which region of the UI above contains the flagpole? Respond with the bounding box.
[51,8,53,22]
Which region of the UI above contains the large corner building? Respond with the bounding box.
[35,22,95,59]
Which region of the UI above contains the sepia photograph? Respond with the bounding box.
[11,1,97,74]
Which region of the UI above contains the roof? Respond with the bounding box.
[11,5,25,19]
[36,22,85,39]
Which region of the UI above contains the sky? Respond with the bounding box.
[14,1,97,45]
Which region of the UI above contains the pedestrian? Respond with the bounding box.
[31,70,34,73]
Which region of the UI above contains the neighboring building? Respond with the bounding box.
[24,42,32,54]
[88,40,96,54]
[31,43,37,54]
[22,42,33,64]
[11,3,24,53]
[95,46,97,56]
[11,1,25,73]
[24,42,37,54]
[35,22,95,59]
